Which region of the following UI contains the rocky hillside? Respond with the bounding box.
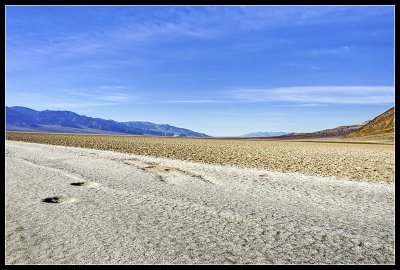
[346,107,394,140]
[268,124,365,140]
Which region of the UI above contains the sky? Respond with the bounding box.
[6,5,395,136]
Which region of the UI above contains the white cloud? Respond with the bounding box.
[231,86,394,105]
[97,94,133,102]
[97,85,129,90]
[8,15,210,62]
[162,86,394,105]
[164,100,228,104]
[308,46,351,56]
[282,62,320,70]
[54,87,135,107]
[46,102,122,108]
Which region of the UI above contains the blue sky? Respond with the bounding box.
[6,6,394,136]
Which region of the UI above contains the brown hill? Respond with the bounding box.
[268,124,365,140]
[346,107,394,140]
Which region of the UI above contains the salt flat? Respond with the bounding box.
[5,141,394,264]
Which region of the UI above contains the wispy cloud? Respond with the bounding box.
[97,85,130,90]
[7,6,393,74]
[7,9,211,63]
[7,6,373,61]
[276,103,323,107]
[97,94,132,102]
[210,110,285,116]
[46,102,122,109]
[163,100,228,104]
[308,46,351,56]
[7,91,128,109]
[281,62,320,70]
[231,86,394,105]
[163,86,394,105]
[53,86,135,107]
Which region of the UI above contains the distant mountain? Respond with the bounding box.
[241,131,291,137]
[5,106,210,138]
[269,123,368,140]
[345,107,394,141]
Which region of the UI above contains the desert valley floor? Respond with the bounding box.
[5,138,394,264]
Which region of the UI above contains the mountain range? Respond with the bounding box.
[6,106,394,141]
[273,124,367,139]
[5,106,210,138]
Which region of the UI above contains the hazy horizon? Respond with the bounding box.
[6,6,394,136]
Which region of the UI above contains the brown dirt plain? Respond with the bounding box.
[6,132,394,183]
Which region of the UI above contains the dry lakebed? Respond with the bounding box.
[5,134,395,264]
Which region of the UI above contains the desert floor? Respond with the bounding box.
[6,140,394,264]
[5,132,395,183]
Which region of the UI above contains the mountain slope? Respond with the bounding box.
[5,106,210,137]
[345,107,394,140]
[121,121,208,137]
[267,124,366,140]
